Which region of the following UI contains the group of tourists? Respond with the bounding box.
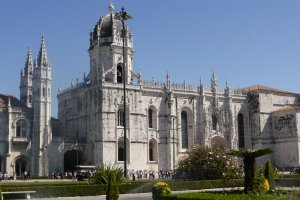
[127,169,173,180]
[0,171,17,181]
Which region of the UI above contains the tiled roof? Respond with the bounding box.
[272,106,300,113]
[0,94,26,108]
[241,85,298,95]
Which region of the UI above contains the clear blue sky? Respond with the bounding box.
[1,0,300,117]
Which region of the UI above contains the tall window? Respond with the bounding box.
[117,65,123,83]
[238,113,245,148]
[181,111,188,149]
[212,115,217,131]
[118,137,130,162]
[117,108,124,126]
[148,109,153,128]
[16,119,26,137]
[42,87,46,97]
[149,139,157,161]
[149,143,153,161]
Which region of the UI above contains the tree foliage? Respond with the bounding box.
[176,146,242,180]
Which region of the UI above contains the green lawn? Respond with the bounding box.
[164,191,300,200]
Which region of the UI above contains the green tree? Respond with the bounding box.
[227,148,273,194]
[176,146,242,180]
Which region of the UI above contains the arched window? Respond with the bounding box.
[148,109,153,128]
[16,119,26,137]
[117,108,124,126]
[29,94,32,103]
[238,113,245,148]
[149,139,157,161]
[117,65,123,83]
[212,115,218,131]
[181,111,188,149]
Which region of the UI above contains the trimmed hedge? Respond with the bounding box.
[275,178,300,187]
[0,179,244,198]
[168,179,243,191]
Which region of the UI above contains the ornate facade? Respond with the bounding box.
[1,4,300,176]
[0,35,52,176]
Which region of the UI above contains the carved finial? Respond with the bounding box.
[137,69,142,85]
[200,76,204,86]
[108,2,115,13]
[8,96,11,107]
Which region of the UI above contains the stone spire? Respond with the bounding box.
[24,46,33,74]
[199,76,204,95]
[211,70,217,88]
[37,34,48,67]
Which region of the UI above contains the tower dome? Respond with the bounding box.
[89,3,124,48]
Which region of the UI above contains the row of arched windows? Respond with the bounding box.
[117,138,157,162]
[117,107,246,151]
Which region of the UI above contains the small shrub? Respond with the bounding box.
[106,172,119,200]
[252,167,267,195]
[263,179,270,191]
[152,182,171,200]
[88,163,124,185]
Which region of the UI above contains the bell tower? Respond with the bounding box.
[88,3,134,85]
[32,35,52,176]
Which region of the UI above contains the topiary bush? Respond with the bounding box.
[152,182,171,200]
[227,148,273,194]
[264,160,275,190]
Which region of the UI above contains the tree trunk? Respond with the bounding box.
[243,156,255,193]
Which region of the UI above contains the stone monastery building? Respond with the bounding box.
[1,4,300,176]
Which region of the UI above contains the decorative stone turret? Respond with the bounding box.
[211,71,218,108]
[20,46,34,107]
